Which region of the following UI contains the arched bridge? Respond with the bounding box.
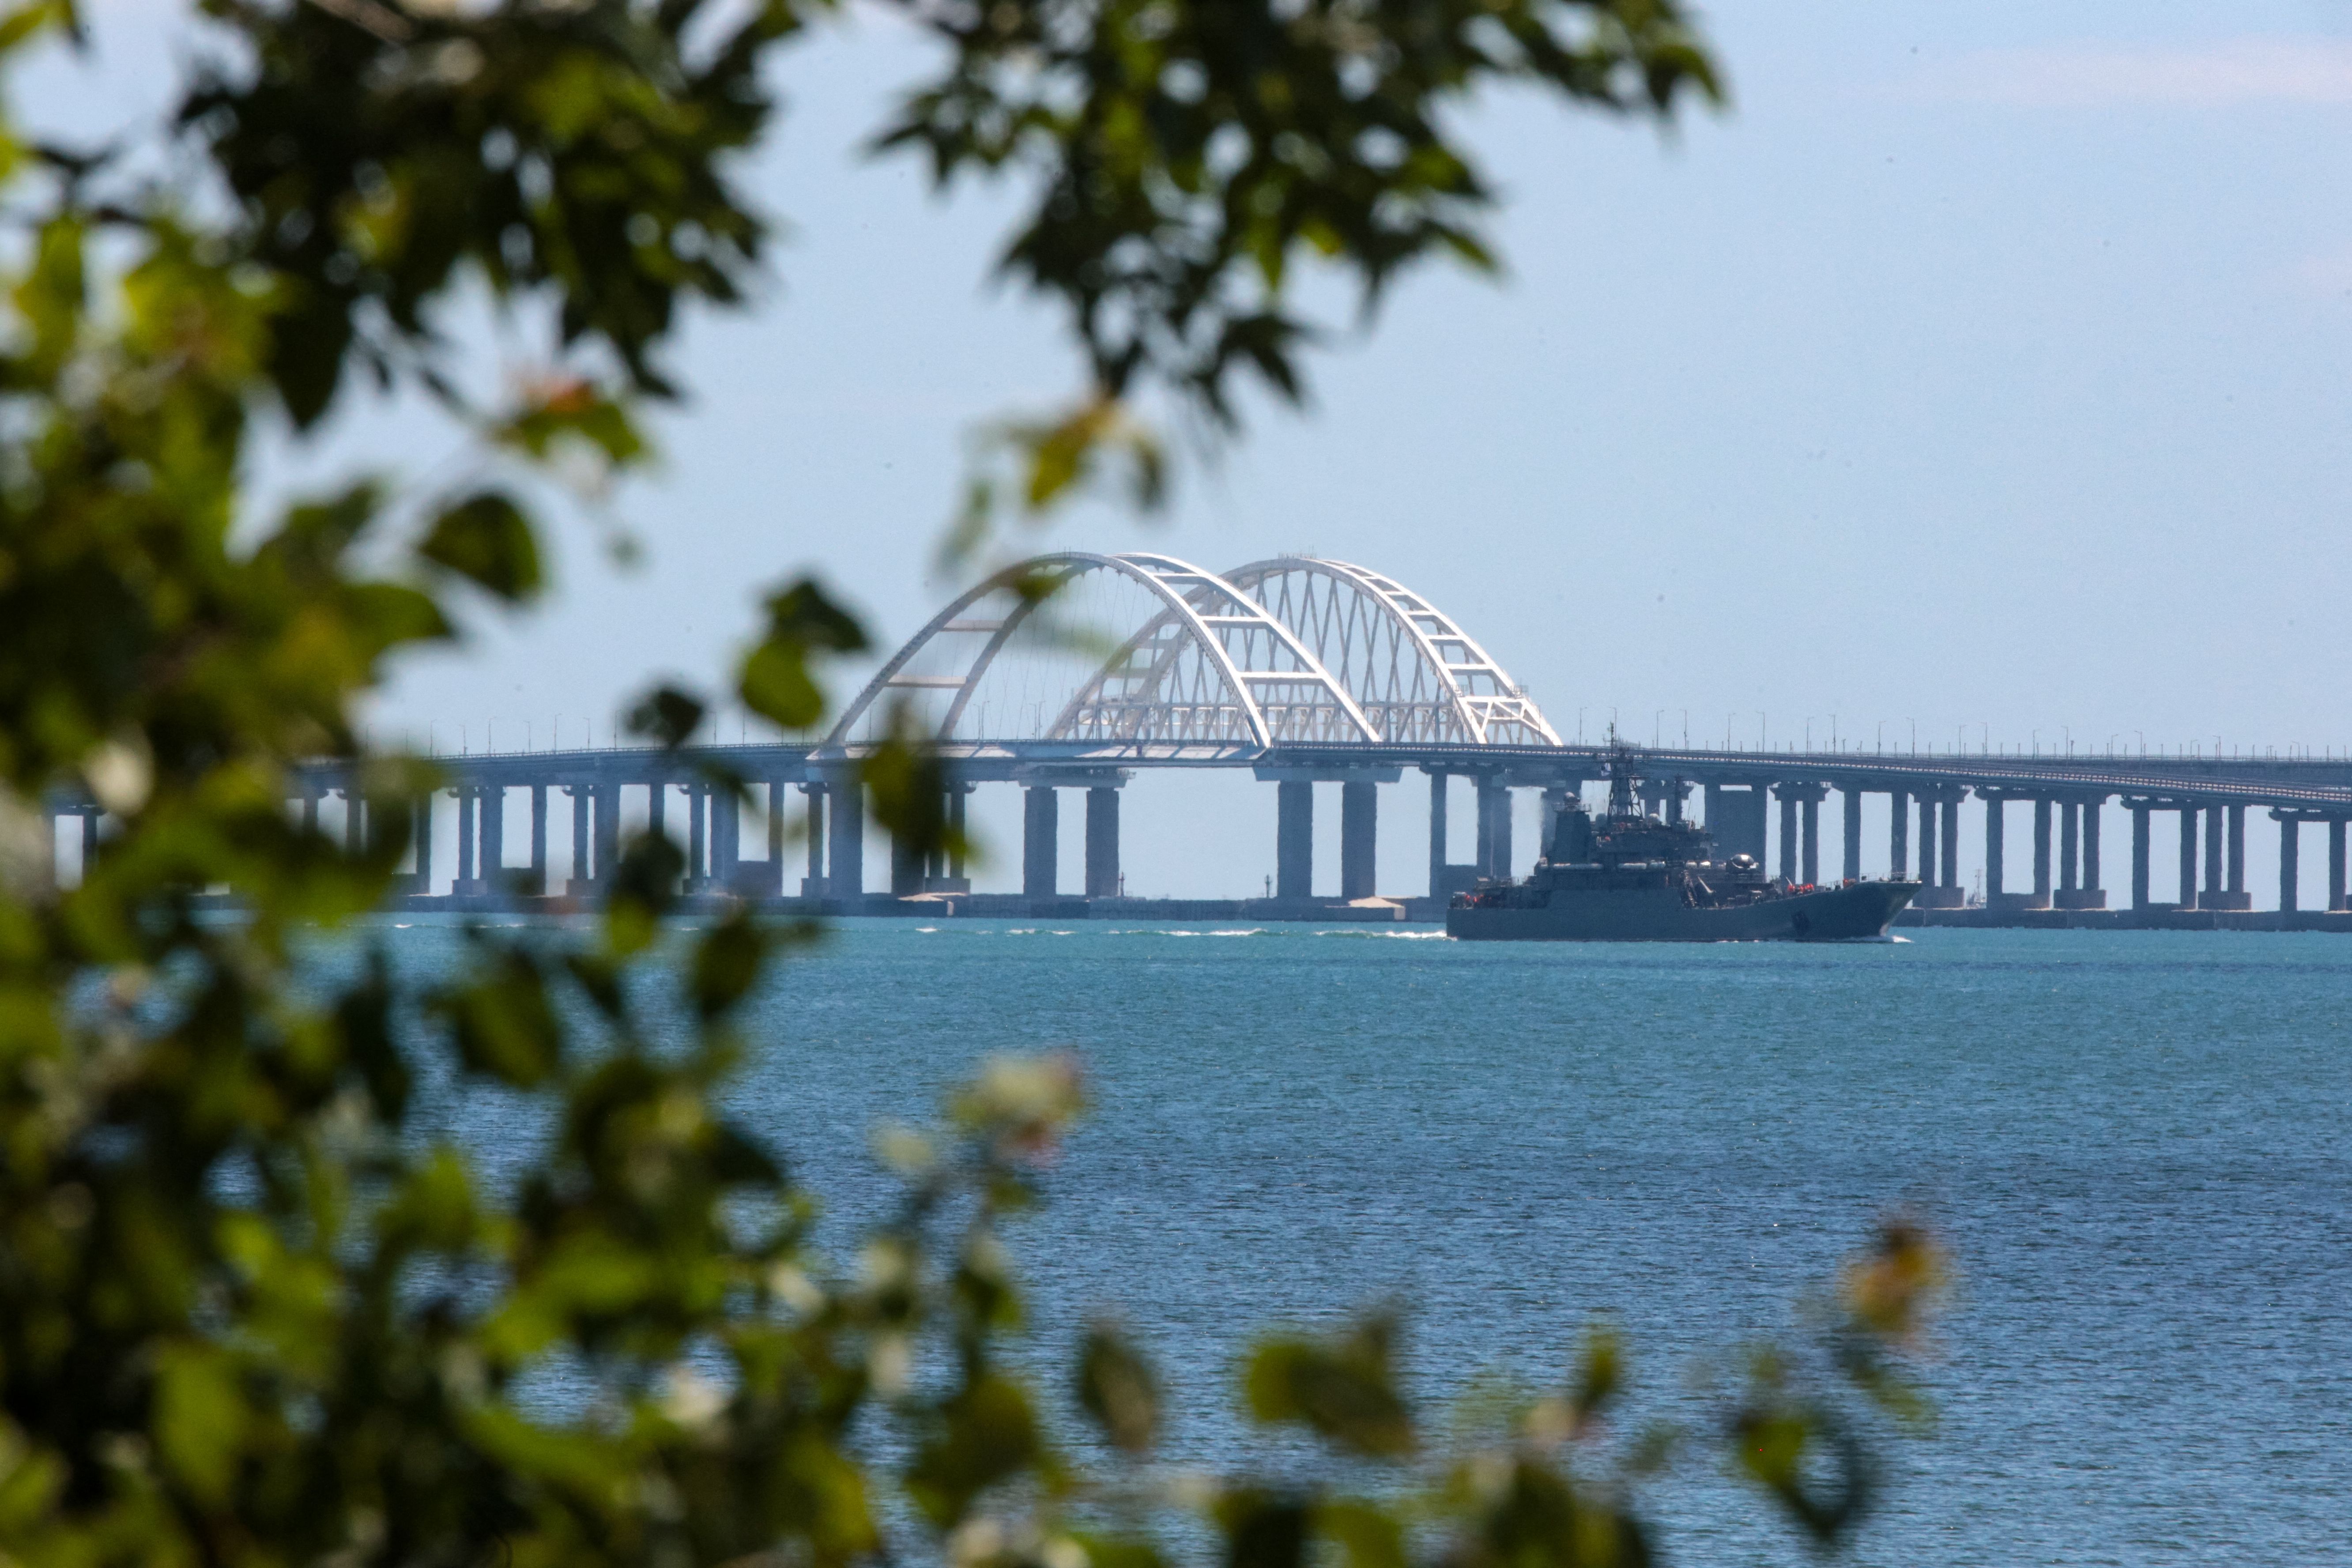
[150,550,2352,923]
[823,551,1555,755]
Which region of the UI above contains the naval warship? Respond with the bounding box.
[1446,747,1919,942]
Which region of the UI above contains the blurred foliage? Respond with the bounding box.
[0,1,1952,1566]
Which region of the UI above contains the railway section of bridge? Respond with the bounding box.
[33,552,2352,923]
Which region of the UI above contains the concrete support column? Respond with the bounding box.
[949,786,970,882]
[890,815,923,896]
[528,784,547,895]
[1277,780,1314,898]
[1801,795,1820,886]
[1889,789,1910,881]
[716,788,740,890]
[2058,802,2078,893]
[1427,773,1449,896]
[480,785,505,891]
[1939,797,1960,891]
[1018,786,1055,897]
[800,783,826,897]
[1476,777,1512,880]
[568,785,592,894]
[1340,779,1377,900]
[647,780,668,848]
[2278,814,2300,914]
[688,784,710,891]
[2227,805,2246,896]
[414,795,436,895]
[1917,797,1939,889]
[342,790,365,858]
[2130,806,2150,911]
[2032,798,2051,901]
[765,781,787,895]
[2204,805,2224,901]
[1985,796,2005,901]
[1843,789,1863,883]
[827,782,863,899]
[1086,786,1121,898]
[2081,801,2101,898]
[300,790,318,837]
[2178,807,2199,911]
[595,784,621,886]
[81,812,99,876]
[455,789,478,887]
[1778,791,1798,882]
[2333,819,2348,912]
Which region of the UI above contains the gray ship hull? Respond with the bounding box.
[1446,879,1920,942]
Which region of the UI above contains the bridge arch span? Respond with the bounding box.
[1218,557,1561,746]
[824,552,1377,749]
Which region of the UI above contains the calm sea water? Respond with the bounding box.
[407,920,2351,1566]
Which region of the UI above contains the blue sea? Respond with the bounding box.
[413,920,2350,1566]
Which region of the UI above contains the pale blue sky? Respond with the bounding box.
[21,3,2352,897]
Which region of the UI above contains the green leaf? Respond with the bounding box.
[690,908,768,1018]
[626,684,705,749]
[739,577,867,731]
[1077,1320,1161,1455]
[418,490,543,602]
[440,942,563,1087]
[1244,1312,1415,1459]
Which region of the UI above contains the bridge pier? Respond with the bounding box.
[1843,787,1863,882]
[1277,780,1313,897]
[528,784,547,895]
[2228,804,2247,902]
[1985,793,2005,902]
[690,782,711,892]
[1474,776,1513,882]
[2032,797,2051,906]
[2203,804,2224,907]
[2333,819,2348,911]
[799,783,826,896]
[453,787,479,894]
[2057,800,2077,898]
[1022,784,1058,897]
[413,794,436,897]
[1340,779,1377,900]
[1086,785,1121,898]
[479,784,505,894]
[2173,804,2192,912]
[2277,811,2300,913]
[828,780,864,899]
[764,780,788,896]
[1773,782,1826,884]
[1889,788,1910,881]
[1918,794,1939,897]
[2131,803,2150,910]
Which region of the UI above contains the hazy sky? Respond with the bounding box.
[22,3,2352,897]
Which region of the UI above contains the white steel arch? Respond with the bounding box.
[1218,557,1562,746]
[825,552,1377,749]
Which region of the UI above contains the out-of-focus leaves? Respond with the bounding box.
[1244,1312,1415,1459]
[418,490,543,602]
[437,937,563,1086]
[880,0,1719,436]
[861,720,958,866]
[739,578,867,731]
[903,1369,1043,1528]
[1217,1488,1312,1568]
[626,683,706,749]
[1077,1320,1161,1455]
[604,830,684,956]
[1728,1360,1873,1547]
[691,908,769,1019]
